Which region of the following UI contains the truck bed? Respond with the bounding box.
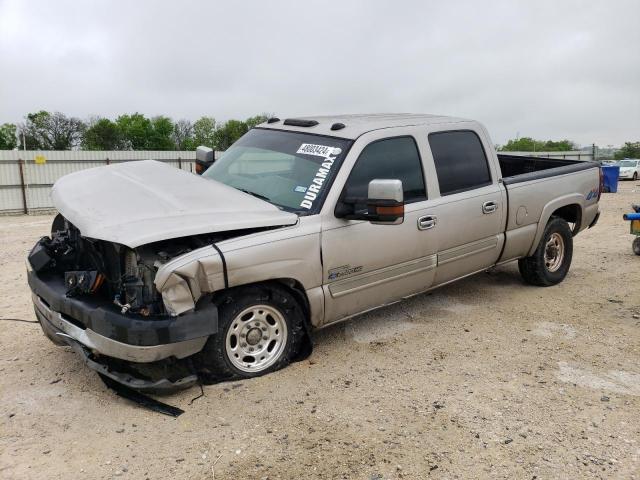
[498,154,598,185]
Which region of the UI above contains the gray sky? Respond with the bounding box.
[1,0,638,146]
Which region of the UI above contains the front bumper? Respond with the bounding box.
[32,292,210,363]
[28,268,218,391]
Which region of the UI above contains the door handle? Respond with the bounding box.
[418,215,437,230]
[482,201,497,214]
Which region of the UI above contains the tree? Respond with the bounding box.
[499,137,576,152]
[614,142,640,160]
[543,139,576,151]
[115,113,153,150]
[19,111,85,150]
[187,116,217,150]
[172,119,194,150]
[214,119,248,150]
[245,114,269,129]
[0,123,17,149]
[148,116,174,150]
[82,117,124,150]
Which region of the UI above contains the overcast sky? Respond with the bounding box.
[0,0,638,146]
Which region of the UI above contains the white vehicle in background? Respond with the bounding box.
[618,159,640,180]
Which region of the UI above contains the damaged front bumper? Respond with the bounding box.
[28,268,218,391]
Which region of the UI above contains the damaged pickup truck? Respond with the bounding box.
[27,114,602,392]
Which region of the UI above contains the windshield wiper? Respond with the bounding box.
[235,188,294,212]
[237,188,272,203]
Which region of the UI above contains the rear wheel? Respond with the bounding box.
[518,216,573,286]
[633,237,640,256]
[201,284,305,380]
[634,172,638,181]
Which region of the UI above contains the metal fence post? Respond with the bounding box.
[18,158,28,214]
[178,156,182,170]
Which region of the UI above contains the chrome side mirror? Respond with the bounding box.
[367,179,404,225]
[195,146,214,175]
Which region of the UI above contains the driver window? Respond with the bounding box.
[343,136,427,203]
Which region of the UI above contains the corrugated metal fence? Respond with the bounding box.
[0,150,221,215]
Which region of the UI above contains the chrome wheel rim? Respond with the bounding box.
[225,305,288,373]
[544,232,565,272]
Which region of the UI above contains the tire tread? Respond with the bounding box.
[200,283,305,381]
[518,216,573,287]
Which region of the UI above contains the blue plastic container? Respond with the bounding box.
[601,165,620,193]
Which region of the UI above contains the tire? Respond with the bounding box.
[518,216,573,286]
[633,237,640,256]
[200,283,305,380]
[634,172,638,181]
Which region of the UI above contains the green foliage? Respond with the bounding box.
[499,137,576,152]
[20,111,85,150]
[614,142,640,160]
[172,119,194,150]
[0,123,17,149]
[82,118,124,150]
[148,116,175,150]
[245,114,269,130]
[6,111,272,150]
[115,113,153,150]
[187,116,217,150]
[214,119,249,151]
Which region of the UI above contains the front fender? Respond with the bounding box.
[153,226,323,323]
[154,245,226,315]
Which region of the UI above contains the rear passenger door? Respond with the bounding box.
[426,130,505,285]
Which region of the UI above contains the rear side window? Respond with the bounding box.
[344,136,426,203]
[428,130,492,195]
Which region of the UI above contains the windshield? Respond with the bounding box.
[204,129,352,214]
[619,160,638,167]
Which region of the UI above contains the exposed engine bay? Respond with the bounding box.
[29,214,254,317]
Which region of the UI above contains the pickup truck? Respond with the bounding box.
[27,114,601,391]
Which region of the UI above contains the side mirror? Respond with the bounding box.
[367,179,404,224]
[335,179,404,224]
[195,146,214,175]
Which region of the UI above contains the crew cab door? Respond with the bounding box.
[424,129,505,285]
[320,133,438,324]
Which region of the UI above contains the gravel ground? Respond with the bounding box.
[1,182,639,480]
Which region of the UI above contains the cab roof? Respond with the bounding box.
[258,113,471,140]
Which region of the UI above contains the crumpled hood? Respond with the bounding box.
[51,160,298,248]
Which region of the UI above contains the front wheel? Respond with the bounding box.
[200,284,305,380]
[518,216,573,286]
[633,237,640,256]
[634,172,638,181]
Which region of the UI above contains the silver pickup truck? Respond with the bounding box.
[27,114,601,391]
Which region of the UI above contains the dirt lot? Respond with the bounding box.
[1,182,639,480]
